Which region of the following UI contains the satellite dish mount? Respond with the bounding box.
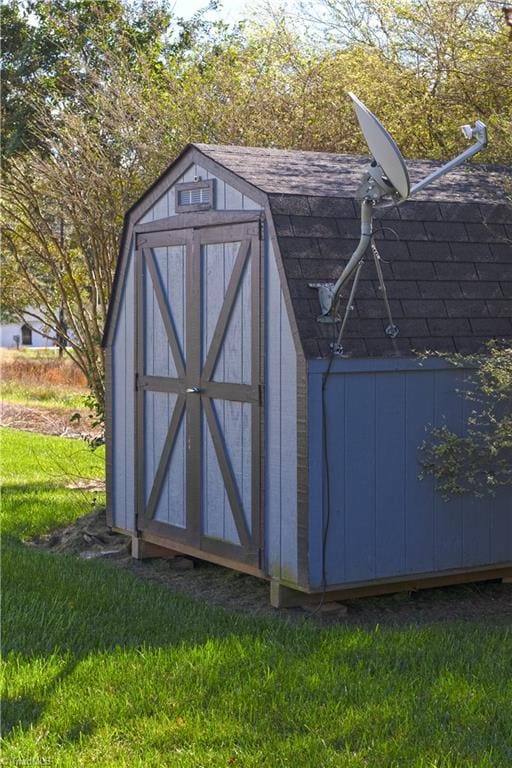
[310,93,488,354]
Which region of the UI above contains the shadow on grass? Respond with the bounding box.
[2,481,101,542]
[3,477,512,762]
[4,538,512,751]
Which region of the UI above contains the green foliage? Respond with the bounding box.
[420,344,512,498]
[294,0,512,163]
[0,0,173,158]
[2,427,512,766]
[2,0,511,418]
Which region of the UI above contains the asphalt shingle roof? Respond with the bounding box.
[195,143,510,202]
[198,144,512,358]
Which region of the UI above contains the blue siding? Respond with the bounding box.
[308,361,512,589]
[404,371,435,573]
[375,373,406,577]
[344,374,376,581]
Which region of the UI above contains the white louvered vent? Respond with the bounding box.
[177,186,210,207]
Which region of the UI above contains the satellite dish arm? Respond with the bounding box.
[410,121,487,196]
[331,199,373,300]
[310,198,374,319]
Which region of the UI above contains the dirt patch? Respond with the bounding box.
[1,401,101,439]
[28,508,512,627]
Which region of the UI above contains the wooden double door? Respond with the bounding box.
[134,218,262,567]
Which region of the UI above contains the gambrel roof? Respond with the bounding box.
[105,143,512,357]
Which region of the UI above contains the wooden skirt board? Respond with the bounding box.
[134,221,262,568]
[270,563,512,607]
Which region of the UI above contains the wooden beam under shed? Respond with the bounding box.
[132,538,181,560]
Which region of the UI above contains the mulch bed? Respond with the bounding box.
[28,508,512,627]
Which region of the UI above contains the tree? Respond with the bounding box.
[0,0,174,158]
[286,0,512,162]
[0,0,231,416]
[2,0,511,433]
[1,52,185,411]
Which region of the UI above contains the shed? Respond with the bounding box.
[103,144,512,606]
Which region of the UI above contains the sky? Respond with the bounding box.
[170,0,255,24]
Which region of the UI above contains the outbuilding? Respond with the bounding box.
[103,144,512,606]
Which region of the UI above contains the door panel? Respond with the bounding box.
[211,253,252,385]
[143,390,187,529]
[143,244,187,379]
[135,221,262,566]
[201,398,253,546]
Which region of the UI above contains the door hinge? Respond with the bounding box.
[135,372,139,392]
[258,384,264,405]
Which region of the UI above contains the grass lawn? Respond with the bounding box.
[0,380,87,410]
[2,427,512,767]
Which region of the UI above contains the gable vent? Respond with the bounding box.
[175,179,215,212]
[178,187,210,206]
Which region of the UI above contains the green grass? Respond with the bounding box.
[2,427,512,767]
[1,380,87,410]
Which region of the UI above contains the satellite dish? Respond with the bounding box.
[348,92,410,200]
[310,93,488,335]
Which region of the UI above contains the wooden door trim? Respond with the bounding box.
[185,229,202,545]
[250,231,262,560]
[134,210,262,235]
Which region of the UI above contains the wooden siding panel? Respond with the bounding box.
[144,391,168,504]
[307,373,324,588]
[111,252,135,531]
[404,371,436,573]
[151,193,169,221]
[213,254,251,384]
[147,257,171,377]
[279,281,298,580]
[462,495,491,567]
[112,297,126,529]
[202,401,241,545]
[490,488,512,563]
[225,184,243,210]
[265,243,282,577]
[169,245,187,364]
[344,374,377,582]
[147,391,187,528]
[323,374,346,585]
[460,385,491,566]
[265,239,298,581]
[375,373,407,577]
[309,362,511,589]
